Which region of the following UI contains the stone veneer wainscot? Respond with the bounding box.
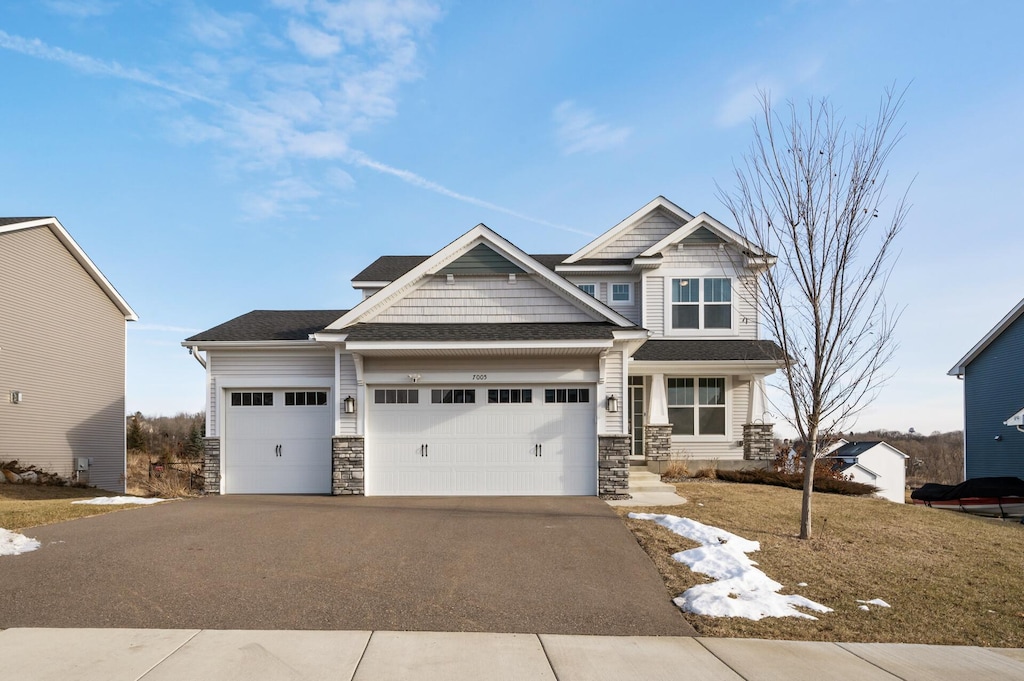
[332,436,365,495]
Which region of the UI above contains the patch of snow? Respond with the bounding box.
[1,528,41,556]
[856,598,891,608]
[71,496,171,506]
[797,582,808,587]
[629,512,834,621]
[858,605,870,611]
[697,503,704,507]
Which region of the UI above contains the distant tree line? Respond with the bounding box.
[126,412,205,462]
[840,430,963,486]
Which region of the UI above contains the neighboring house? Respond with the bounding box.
[949,296,1024,479]
[184,197,784,497]
[0,217,137,491]
[827,440,908,503]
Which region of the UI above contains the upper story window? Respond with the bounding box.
[578,283,596,297]
[671,277,731,329]
[611,283,632,304]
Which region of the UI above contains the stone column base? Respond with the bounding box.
[643,424,673,462]
[202,437,221,494]
[598,434,630,498]
[332,436,365,495]
[743,423,775,460]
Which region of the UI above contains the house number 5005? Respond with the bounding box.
[472,374,487,381]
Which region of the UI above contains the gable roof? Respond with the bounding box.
[638,212,769,259]
[353,253,571,284]
[186,310,348,342]
[564,196,694,264]
[0,217,137,321]
[828,440,909,460]
[948,295,1024,377]
[326,224,637,331]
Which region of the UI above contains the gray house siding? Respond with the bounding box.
[963,314,1024,478]
[0,226,127,491]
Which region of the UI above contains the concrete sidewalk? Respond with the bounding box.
[2,629,1022,681]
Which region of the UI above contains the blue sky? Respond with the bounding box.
[2,1,1022,435]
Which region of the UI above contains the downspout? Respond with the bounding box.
[188,346,207,369]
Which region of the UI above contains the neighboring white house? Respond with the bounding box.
[183,197,785,497]
[1,217,137,491]
[827,440,909,503]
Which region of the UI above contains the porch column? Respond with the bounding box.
[644,373,672,463]
[743,375,774,460]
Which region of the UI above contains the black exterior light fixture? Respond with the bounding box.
[606,394,619,413]
[343,395,356,414]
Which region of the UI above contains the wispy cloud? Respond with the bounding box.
[42,0,116,18]
[553,100,631,155]
[715,59,823,128]
[0,3,582,232]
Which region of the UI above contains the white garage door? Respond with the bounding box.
[366,385,597,496]
[224,390,332,494]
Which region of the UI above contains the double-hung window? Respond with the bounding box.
[611,283,632,304]
[578,283,596,297]
[667,377,726,436]
[670,277,731,330]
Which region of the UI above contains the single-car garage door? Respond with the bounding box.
[224,389,332,494]
[366,385,597,496]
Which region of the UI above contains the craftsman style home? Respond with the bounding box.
[1,217,137,491]
[185,197,784,497]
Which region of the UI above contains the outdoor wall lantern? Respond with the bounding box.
[343,395,356,414]
[606,394,619,413]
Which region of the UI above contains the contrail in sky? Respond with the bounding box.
[0,30,591,236]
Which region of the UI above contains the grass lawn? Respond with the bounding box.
[0,485,139,532]
[618,480,1024,648]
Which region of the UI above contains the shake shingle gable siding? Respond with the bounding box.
[341,322,622,342]
[187,310,348,342]
[632,339,785,362]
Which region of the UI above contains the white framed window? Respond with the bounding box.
[611,283,632,304]
[285,391,328,406]
[231,391,273,407]
[667,377,727,436]
[670,277,732,330]
[374,389,419,404]
[578,283,597,297]
[488,388,533,404]
[431,389,476,404]
[544,387,590,403]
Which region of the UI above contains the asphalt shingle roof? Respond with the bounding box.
[341,322,622,342]
[631,339,786,362]
[830,441,883,458]
[186,310,347,342]
[0,217,50,227]
[351,253,637,282]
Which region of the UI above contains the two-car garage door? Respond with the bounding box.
[366,385,597,496]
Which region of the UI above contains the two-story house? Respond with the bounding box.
[184,197,784,497]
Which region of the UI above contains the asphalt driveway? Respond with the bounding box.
[2,495,695,636]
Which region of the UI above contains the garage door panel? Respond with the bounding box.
[224,390,332,495]
[367,384,596,496]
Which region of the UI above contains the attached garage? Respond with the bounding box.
[365,384,597,496]
[223,389,333,494]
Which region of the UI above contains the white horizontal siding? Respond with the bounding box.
[602,349,626,434]
[591,213,683,259]
[645,276,665,336]
[208,348,334,437]
[370,275,599,324]
[337,353,358,435]
[0,226,127,492]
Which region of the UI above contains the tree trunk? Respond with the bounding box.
[800,431,817,539]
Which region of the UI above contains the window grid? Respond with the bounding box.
[667,377,726,436]
[431,389,476,404]
[231,391,274,407]
[284,391,327,406]
[488,388,533,404]
[373,389,419,405]
[544,388,590,404]
[611,283,631,303]
[671,277,732,330]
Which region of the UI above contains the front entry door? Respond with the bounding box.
[629,377,645,461]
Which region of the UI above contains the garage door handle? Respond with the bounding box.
[534,443,542,457]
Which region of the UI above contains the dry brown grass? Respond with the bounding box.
[0,485,133,532]
[618,479,1024,647]
[125,450,201,498]
[660,461,691,480]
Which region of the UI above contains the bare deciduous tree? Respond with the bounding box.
[719,87,910,539]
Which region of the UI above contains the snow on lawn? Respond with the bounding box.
[71,496,172,506]
[1,528,41,556]
[857,598,891,611]
[629,512,834,621]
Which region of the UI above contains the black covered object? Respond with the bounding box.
[911,476,1024,501]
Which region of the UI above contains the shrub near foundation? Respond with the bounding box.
[716,467,878,496]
